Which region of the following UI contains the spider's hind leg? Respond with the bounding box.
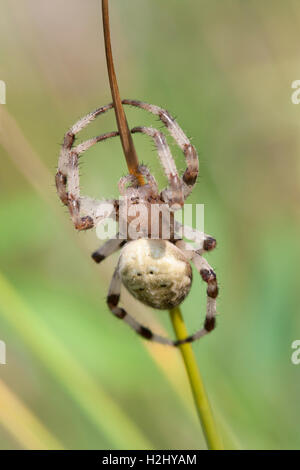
[174,243,219,346]
[106,249,218,347]
[92,237,126,263]
[107,265,176,346]
[175,223,217,254]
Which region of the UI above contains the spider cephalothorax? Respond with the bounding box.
[56,99,218,346]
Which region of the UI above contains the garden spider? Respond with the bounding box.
[56,99,218,346]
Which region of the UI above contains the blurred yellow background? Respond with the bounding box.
[1,0,300,450]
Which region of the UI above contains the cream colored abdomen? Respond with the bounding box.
[119,239,192,310]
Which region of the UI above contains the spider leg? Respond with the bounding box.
[175,222,217,253]
[57,103,114,203]
[131,126,184,208]
[136,164,159,194]
[56,125,118,230]
[92,237,126,263]
[70,103,114,135]
[108,253,218,347]
[124,99,199,198]
[107,264,178,346]
[118,174,137,196]
[72,131,119,155]
[173,245,219,345]
[118,167,159,196]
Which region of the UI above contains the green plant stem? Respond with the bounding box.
[170,307,224,450]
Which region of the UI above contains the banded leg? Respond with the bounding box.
[175,222,217,253]
[136,165,159,194]
[174,246,219,345]
[123,99,199,198]
[92,237,126,263]
[118,164,158,196]
[107,265,177,346]
[57,103,114,202]
[118,174,137,195]
[56,130,119,230]
[131,126,184,208]
[107,254,218,347]
[56,103,115,230]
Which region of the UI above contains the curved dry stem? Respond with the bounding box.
[101,0,144,185]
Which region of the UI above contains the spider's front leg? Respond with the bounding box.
[118,165,158,196]
[56,104,113,206]
[124,99,199,199]
[56,103,119,230]
[131,126,184,208]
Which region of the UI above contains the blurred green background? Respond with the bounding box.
[1,0,300,450]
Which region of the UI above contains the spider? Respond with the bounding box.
[56,99,218,346]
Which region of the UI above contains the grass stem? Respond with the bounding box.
[170,307,223,449]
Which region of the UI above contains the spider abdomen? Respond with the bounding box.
[119,239,192,310]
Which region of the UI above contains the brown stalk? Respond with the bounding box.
[101,0,144,185]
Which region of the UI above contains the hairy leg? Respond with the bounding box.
[175,222,217,253]
[131,126,184,208]
[92,237,126,263]
[107,265,178,346]
[124,99,199,198]
[107,251,218,347]
[173,245,219,345]
[56,124,118,230]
